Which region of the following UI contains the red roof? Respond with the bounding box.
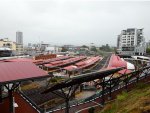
[0,62,48,83]
[108,54,127,69]
[63,65,78,71]
[118,69,131,74]
[4,58,34,62]
[76,62,86,66]
[4,58,43,63]
[50,60,63,65]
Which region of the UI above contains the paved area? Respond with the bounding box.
[0,92,39,113]
[75,91,96,100]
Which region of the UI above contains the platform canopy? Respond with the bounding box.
[0,62,49,84]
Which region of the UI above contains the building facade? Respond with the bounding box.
[16,31,23,55]
[16,31,23,44]
[0,38,16,50]
[117,28,146,55]
[0,38,16,56]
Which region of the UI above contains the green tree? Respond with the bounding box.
[90,46,97,52]
[81,45,89,49]
[61,47,68,52]
[146,48,150,55]
[99,44,114,52]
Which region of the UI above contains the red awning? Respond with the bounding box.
[107,54,127,69]
[63,65,78,71]
[118,69,131,74]
[0,62,48,84]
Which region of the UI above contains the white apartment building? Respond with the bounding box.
[117,28,146,55]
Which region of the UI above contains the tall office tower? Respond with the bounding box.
[16,31,23,55]
[16,31,23,44]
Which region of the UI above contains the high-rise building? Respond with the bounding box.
[16,31,23,55]
[16,31,23,44]
[117,28,146,55]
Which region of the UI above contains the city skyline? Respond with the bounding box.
[0,0,150,46]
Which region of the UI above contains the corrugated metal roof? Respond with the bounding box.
[4,58,34,62]
[0,62,48,84]
[63,65,78,71]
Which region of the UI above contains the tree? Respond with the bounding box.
[61,47,68,52]
[90,46,97,52]
[146,48,150,55]
[81,45,89,49]
[99,44,113,52]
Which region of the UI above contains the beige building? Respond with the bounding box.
[0,38,16,50]
[16,44,24,54]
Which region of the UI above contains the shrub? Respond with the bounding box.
[117,91,128,101]
[136,83,147,89]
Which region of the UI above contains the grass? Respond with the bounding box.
[98,83,150,113]
[21,82,40,90]
[117,91,128,101]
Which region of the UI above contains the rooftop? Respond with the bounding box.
[0,62,48,84]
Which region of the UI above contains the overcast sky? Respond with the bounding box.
[0,0,150,46]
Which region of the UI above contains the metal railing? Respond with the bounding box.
[47,65,150,113]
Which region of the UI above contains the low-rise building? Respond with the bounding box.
[0,38,16,50]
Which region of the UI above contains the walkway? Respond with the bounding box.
[0,92,39,113]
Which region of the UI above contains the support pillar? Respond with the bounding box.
[125,74,128,91]
[0,85,2,103]
[65,98,69,113]
[9,90,14,113]
[101,81,105,105]
[125,80,128,91]
[109,80,112,100]
[136,71,139,83]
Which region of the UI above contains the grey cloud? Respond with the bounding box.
[0,0,150,46]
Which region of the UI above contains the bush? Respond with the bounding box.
[117,91,128,101]
[136,83,147,89]
[49,78,57,83]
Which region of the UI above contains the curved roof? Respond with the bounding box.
[108,54,127,68]
[63,65,78,71]
[118,69,131,74]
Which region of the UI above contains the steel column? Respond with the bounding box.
[101,78,105,105]
[9,90,14,113]
[0,85,2,103]
[65,98,69,113]
[109,80,112,99]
